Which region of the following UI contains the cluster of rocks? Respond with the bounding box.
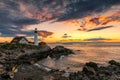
[0,44,73,64]
[49,46,74,59]
[68,60,120,80]
[13,65,68,80]
[18,46,74,62]
[0,44,74,80]
[2,43,120,80]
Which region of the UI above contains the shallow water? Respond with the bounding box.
[38,43,120,72]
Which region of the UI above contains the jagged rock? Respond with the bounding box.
[0,72,12,80]
[85,62,98,70]
[50,46,74,58]
[69,60,120,80]
[52,46,66,52]
[39,42,47,45]
[82,62,98,75]
[109,60,120,66]
[0,44,75,80]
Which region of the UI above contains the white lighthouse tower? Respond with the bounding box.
[34,28,38,45]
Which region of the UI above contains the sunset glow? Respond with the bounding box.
[0,0,120,43]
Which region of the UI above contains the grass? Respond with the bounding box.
[0,43,43,50]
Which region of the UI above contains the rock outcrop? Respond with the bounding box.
[49,46,74,59]
[69,60,120,80]
[0,44,74,80]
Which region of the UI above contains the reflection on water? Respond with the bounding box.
[39,43,120,72]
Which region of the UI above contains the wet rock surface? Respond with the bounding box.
[68,60,120,80]
[0,43,119,80]
[0,44,74,80]
[49,46,74,59]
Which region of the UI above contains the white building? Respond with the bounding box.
[11,28,39,45]
[11,36,29,44]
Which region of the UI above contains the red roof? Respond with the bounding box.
[11,36,28,43]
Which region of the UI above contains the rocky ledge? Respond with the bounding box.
[49,46,74,59]
[0,43,74,80]
[0,44,73,64]
[68,60,120,80]
[1,43,120,80]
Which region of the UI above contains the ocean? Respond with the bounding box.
[38,42,120,72]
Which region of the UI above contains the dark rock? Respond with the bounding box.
[53,46,66,52]
[82,66,95,75]
[109,60,120,66]
[82,62,98,75]
[0,73,11,80]
[39,42,47,45]
[0,53,2,57]
[103,70,112,76]
[50,46,74,58]
[85,62,98,71]
[69,60,120,80]
[23,78,33,80]
[20,50,25,53]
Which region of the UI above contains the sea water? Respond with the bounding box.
[38,42,120,72]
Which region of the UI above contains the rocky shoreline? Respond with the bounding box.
[68,60,120,80]
[0,43,74,80]
[0,43,74,64]
[0,43,120,80]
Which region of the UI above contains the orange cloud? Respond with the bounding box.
[38,31,54,38]
[64,11,120,32]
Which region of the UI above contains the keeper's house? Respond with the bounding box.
[11,36,29,44]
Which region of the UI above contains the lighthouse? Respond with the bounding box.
[34,28,38,45]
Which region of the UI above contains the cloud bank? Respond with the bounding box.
[87,26,113,32]
[84,38,111,42]
[0,0,120,37]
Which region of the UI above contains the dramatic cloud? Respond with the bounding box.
[62,33,71,38]
[87,26,113,32]
[38,31,54,38]
[102,12,120,25]
[0,0,39,37]
[89,18,100,25]
[84,38,111,42]
[19,0,120,22]
[0,0,120,37]
[18,0,66,22]
[58,0,120,21]
[76,11,120,31]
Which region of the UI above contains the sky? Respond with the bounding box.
[0,0,120,43]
